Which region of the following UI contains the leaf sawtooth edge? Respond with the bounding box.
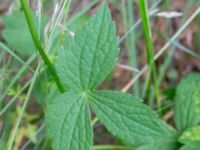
[56,3,119,91]
[88,90,177,147]
[45,91,93,150]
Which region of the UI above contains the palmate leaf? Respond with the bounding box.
[174,73,200,131]
[46,3,178,150]
[56,3,119,90]
[45,91,92,150]
[89,91,177,147]
[47,3,117,150]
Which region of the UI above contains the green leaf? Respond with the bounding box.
[2,11,47,56]
[179,142,200,150]
[136,140,178,150]
[45,91,93,150]
[34,70,60,109]
[89,91,177,147]
[179,126,200,144]
[47,3,178,150]
[56,3,119,90]
[174,73,200,131]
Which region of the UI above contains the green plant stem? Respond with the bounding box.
[20,124,44,150]
[7,64,41,150]
[92,145,132,150]
[121,0,140,96]
[119,1,160,44]
[0,55,35,102]
[122,4,200,94]
[138,0,160,111]
[0,80,31,116]
[46,0,72,52]
[0,42,34,72]
[20,0,65,93]
[158,0,198,85]
[127,0,140,96]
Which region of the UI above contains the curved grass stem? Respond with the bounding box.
[20,0,65,93]
[138,0,160,112]
[7,64,41,150]
[92,145,132,150]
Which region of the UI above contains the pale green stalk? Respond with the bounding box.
[0,42,34,72]
[92,145,132,150]
[138,0,160,110]
[158,0,198,84]
[0,55,35,102]
[121,0,140,96]
[122,5,200,93]
[0,80,31,116]
[7,64,41,150]
[46,0,72,52]
[20,0,65,93]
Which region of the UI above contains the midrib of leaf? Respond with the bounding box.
[94,17,114,80]
[60,42,82,90]
[87,7,106,89]
[56,3,118,91]
[79,41,85,90]
[88,91,176,146]
[90,95,162,136]
[58,95,83,149]
[46,91,93,150]
[93,25,116,88]
[67,98,86,150]
[90,95,170,136]
[46,3,178,150]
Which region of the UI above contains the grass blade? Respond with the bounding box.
[138,0,160,109]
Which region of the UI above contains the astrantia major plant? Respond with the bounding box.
[45,3,177,150]
[18,0,200,149]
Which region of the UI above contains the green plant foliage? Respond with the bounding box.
[136,140,178,150]
[179,142,200,150]
[46,3,177,150]
[179,126,200,144]
[56,3,119,90]
[46,91,92,150]
[34,71,60,108]
[174,73,200,132]
[89,91,176,147]
[2,11,46,56]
